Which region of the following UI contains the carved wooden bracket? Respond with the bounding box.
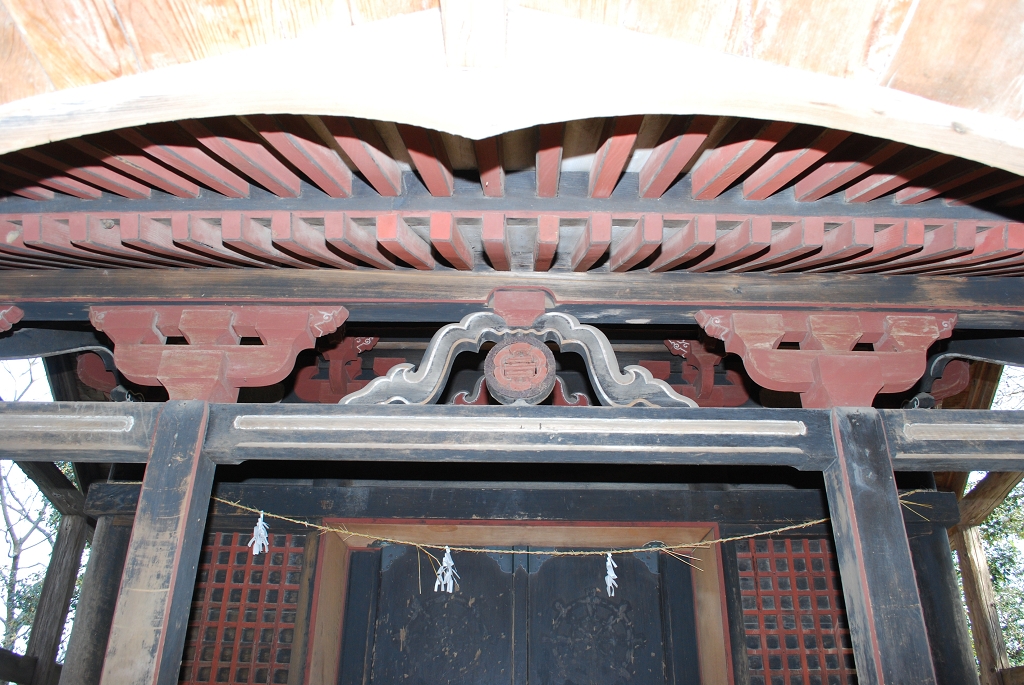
[294,336,380,403]
[662,338,751,407]
[90,305,348,402]
[0,305,23,333]
[695,310,956,408]
[451,376,590,406]
[342,311,697,407]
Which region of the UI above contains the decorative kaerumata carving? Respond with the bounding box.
[340,312,698,407]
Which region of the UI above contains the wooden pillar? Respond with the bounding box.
[953,526,1009,685]
[100,400,214,685]
[908,527,980,685]
[58,516,133,685]
[823,407,937,684]
[25,514,88,685]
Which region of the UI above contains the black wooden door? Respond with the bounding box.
[338,546,701,685]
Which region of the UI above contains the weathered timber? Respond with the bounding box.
[85,482,960,531]
[5,268,1024,329]
[336,550,381,685]
[823,408,936,684]
[15,462,85,517]
[100,401,214,685]
[0,648,37,685]
[25,514,87,685]
[953,526,1009,685]
[285,534,320,685]
[959,471,1024,528]
[1003,666,1024,685]
[59,517,132,685]
[908,527,980,685]
[6,401,1024,471]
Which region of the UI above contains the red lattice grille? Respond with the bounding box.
[180,532,305,684]
[736,538,857,685]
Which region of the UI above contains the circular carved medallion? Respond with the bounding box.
[484,336,556,405]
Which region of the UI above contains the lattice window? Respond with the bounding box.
[179,532,305,684]
[736,538,857,685]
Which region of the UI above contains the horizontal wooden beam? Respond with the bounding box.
[83,481,960,528]
[4,269,1024,329]
[0,647,37,684]
[15,462,86,517]
[2,401,1024,472]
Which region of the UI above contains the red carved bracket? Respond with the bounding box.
[0,305,23,332]
[931,359,971,401]
[695,310,956,408]
[90,305,348,402]
[661,338,750,407]
[294,336,384,403]
[491,288,550,327]
[77,351,118,394]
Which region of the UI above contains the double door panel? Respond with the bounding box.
[338,545,701,685]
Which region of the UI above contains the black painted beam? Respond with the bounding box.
[4,270,1024,329]
[100,401,214,685]
[824,408,936,684]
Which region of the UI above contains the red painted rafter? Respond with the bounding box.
[536,123,564,198]
[396,124,454,197]
[247,115,352,198]
[174,215,275,268]
[474,137,504,197]
[481,213,510,271]
[0,218,103,268]
[179,118,301,198]
[844,220,976,273]
[648,215,716,272]
[0,172,53,201]
[376,214,435,270]
[807,220,924,272]
[728,218,825,272]
[69,215,196,268]
[794,140,905,202]
[610,214,662,272]
[23,215,138,268]
[120,215,237,268]
[318,117,403,197]
[430,212,473,270]
[68,133,201,198]
[589,116,643,198]
[119,124,249,198]
[0,158,103,199]
[897,223,1024,275]
[771,219,875,272]
[638,116,716,199]
[742,129,851,201]
[270,212,354,269]
[324,213,396,270]
[534,215,559,271]
[894,162,994,205]
[221,213,316,268]
[688,217,772,272]
[20,145,152,199]
[844,152,953,203]
[691,120,796,200]
[571,212,612,271]
[949,174,1024,206]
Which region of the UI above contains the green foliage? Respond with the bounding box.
[980,481,1024,666]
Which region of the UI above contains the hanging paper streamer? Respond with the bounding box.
[434,546,460,593]
[248,511,269,556]
[605,552,618,597]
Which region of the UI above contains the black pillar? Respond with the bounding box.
[824,407,937,684]
[100,401,214,685]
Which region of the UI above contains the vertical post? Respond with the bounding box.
[907,526,980,685]
[824,407,937,684]
[58,516,133,685]
[25,514,88,685]
[952,526,1009,685]
[100,401,214,685]
[511,547,528,685]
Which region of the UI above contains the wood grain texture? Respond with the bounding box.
[111,0,343,71]
[2,0,139,89]
[304,532,347,685]
[959,471,1024,529]
[0,2,52,105]
[883,0,1024,121]
[2,8,1024,178]
[953,526,1010,685]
